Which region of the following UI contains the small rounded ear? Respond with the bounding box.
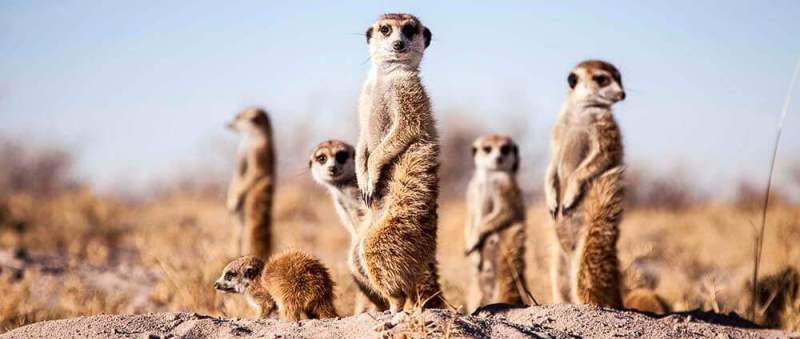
[568,73,578,89]
[423,27,432,48]
[471,146,477,157]
[243,266,259,280]
[365,26,373,44]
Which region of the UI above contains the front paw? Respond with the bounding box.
[560,184,581,216]
[546,197,559,220]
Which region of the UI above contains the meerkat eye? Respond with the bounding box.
[334,151,349,164]
[316,155,327,164]
[379,25,391,36]
[224,271,236,280]
[401,24,417,39]
[482,146,492,154]
[500,145,511,156]
[593,75,610,87]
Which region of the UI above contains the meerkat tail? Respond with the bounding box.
[576,166,624,308]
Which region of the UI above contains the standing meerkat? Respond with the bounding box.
[308,140,389,313]
[544,60,626,308]
[227,107,275,259]
[214,250,338,321]
[355,13,444,315]
[464,134,531,312]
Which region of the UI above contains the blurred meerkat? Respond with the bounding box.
[214,250,338,321]
[355,13,444,315]
[623,288,670,314]
[745,266,800,329]
[226,107,275,259]
[544,60,626,308]
[308,140,388,313]
[463,134,530,312]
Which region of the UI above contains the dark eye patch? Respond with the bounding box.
[401,24,417,39]
[482,146,491,154]
[568,73,577,89]
[224,271,236,280]
[593,75,610,87]
[334,150,349,164]
[316,154,327,164]
[500,145,511,155]
[379,25,391,36]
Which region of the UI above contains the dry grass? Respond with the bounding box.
[2,183,798,332]
[1,137,799,333]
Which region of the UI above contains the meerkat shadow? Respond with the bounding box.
[659,309,762,329]
[470,303,528,316]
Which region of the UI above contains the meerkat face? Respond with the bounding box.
[309,140,356,185]
[213,256,264,294]
[365,13,432,68]
[567,60,625,107]
[226,107,272,136]
[471,134,520,173]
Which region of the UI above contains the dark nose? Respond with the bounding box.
[213,282,221,289]
[496,157,503,165]
[392,41,405,51]
[328,167,337,175]
[620,91,626,101]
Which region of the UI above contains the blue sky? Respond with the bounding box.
[1,1,799,194]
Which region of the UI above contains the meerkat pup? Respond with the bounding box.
[355,13,444,315]
[463,134,530,312]
[544,60,626,308]
[226,107,275,259]
[308,140,388,313]
[214,250,338,321]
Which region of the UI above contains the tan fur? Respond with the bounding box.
[214,251,338,321]
[464,134,530,311]
[355,13,444,312]
[308,140,388,313]
[227,107,275,259]
[623,288,670,314]
[545,60,626,308]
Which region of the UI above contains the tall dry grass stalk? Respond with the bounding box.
[751,57,800,320]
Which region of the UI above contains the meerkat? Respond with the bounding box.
[214,250,338,321]
[745,266,799,329]
[355,13,444,315]
[623,288,670,314]
[308,140,389,313]
[226,107,275,259]
[463,134,531,312]
[544,60,626,308]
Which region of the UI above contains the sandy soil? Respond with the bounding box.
[3,304,796,339]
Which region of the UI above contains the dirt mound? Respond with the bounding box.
[3,304,795,339]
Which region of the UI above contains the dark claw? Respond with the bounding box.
[549,206,559,220]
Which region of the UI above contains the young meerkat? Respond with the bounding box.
[308,140,389,313]
[355,13,444,314]
[226,107,275,259]
[544,60,626,308]
[464,134,531,312]
[214,250,338,321]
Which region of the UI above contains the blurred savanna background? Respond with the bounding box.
[2,0,800,333]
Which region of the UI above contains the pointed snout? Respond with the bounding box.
[225,121,235,130]
[213,281,223,290]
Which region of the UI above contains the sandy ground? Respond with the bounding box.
[3,304,796,339]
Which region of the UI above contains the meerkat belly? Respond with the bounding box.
[557,128,590,188]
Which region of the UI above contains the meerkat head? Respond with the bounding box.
[567,60,625,108]
[226,107,272,137]
[213,256,265,294]
[471,134,520,173]
[365,13,432,69]
[309,140,356,186]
